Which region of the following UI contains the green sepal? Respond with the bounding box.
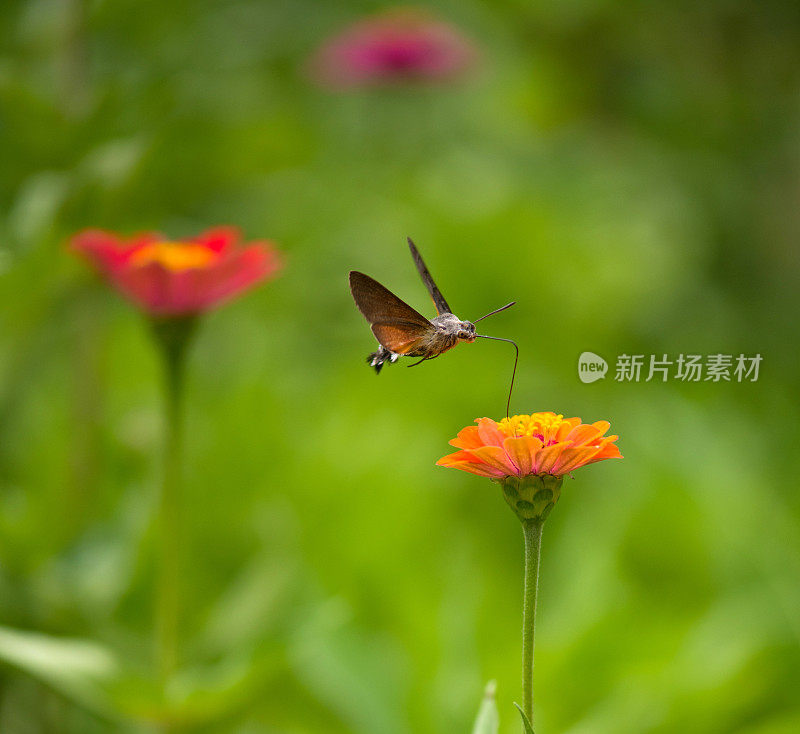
[500,474,563,523]
[513,702,535,734]
[471,680,499,734]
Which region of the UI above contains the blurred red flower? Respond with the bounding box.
[71,226,282,316]
[308,8,477,89]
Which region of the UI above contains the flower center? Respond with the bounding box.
[499,413,565,444]
[129,241,217,271]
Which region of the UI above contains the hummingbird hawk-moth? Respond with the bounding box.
[349,238,519,413]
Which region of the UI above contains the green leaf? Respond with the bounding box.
[471,680,499,734]
[514,702,535,734]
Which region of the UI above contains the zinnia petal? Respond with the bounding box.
[443,462,506,478]
[436,451,505,477]
[193,226,241,254]
[468,445,520,476]
[477,417,506,447]
[565,423,605,446]
[502,436,542,476]
[72,229,159,272]
[551,446,602,474]
[448,425,483,449]
[438,412,621,481]
[531,441,571,474]
[555,418,581,442]
[437,449,480,465]
[584,438,623,464]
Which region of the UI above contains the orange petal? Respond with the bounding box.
[554,424,572,442]
[554,417,580,442]
[532,441,570,474]
[595,435,619,451]
[443,462,506,477]
[437,449,480,466]
[449,425,483,449]
[551,446,601,474]
[585,439,623,464]
[436,452,505,477]
[591,420,611,435]
[469,445,519,475]
[565,423,604,446]
[477,418,506,447]
[503,436,542,476]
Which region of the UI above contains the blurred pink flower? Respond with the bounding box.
[308,8,477,89]
[71,226,282,316]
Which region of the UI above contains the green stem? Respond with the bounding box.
[521,518,544,726]
[151,317,196,726]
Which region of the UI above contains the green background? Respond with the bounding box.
[1,1,799,732]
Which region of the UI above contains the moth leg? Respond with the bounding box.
[407,355,437,368]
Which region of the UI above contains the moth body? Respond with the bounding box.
[430,312,477,343]
[350,238,507,374]
[350,237,518,413]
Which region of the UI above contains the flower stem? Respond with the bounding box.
[151,317,196,724]
[521,518,544,726]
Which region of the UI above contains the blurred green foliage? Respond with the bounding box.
[1,0,800,732]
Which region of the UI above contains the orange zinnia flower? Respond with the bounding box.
[439,413,621,723]
[71,226,282,316]
[437,413,622,521]
[437,412,621,478]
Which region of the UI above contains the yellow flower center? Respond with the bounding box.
[498,413,565,443]
[129,241,217,271]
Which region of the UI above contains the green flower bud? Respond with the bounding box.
[499,474,563,523]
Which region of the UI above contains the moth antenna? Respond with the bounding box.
[472,301,516,323]
[475,334,519,419]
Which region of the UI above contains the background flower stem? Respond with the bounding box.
[521,518,544,726]
[151,317,196,724]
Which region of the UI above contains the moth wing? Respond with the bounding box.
[350,271,431,327]
[407,237,452,316]
[371,321,429,354]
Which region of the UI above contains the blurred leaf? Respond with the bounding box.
[0,625,117,716]
[8,171,69,247]
[79,137,148,187]
[470,680,498,734]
